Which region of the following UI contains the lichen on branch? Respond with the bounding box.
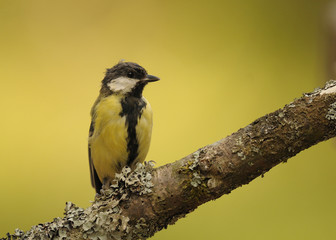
[2,81,336,240]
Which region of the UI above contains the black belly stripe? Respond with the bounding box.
[120,96,147,165]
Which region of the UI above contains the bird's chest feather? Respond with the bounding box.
[90,95,153,179]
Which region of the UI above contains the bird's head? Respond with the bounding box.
[101,62,159,98]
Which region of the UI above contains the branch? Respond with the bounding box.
[3,81,336,240]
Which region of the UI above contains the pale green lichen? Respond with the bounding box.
[133,217,151,239]
[189,150,200,170]
[248,161,254,166]
[179,150,206,189]
[287,102,296,108]
[325,80,336,88]
[304,86,324,98]
[191,172,202,187]
[81,162,153,239]
[2,162,155,240]
[251,145,259,153]
[233,136,247,161]
[98,161,154,201]
[304,80,336,98]
[237,151,246,160]
[189,150,202,187]
[236,136,243,146]
[315,80,336,96]
[326,102,336,120]
[278,111,285,118]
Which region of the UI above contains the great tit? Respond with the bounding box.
[88,62,159,193]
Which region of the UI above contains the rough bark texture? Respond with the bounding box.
[3,81,336,240]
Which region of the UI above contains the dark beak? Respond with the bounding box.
[143,74,160,82]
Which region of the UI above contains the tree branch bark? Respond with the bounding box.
[3,81,336,240]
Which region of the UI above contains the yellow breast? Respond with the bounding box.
[136,101,153,163]
[89,95,153,183]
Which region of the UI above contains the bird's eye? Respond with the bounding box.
[127,72,134,78]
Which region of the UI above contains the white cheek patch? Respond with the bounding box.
[107,77,138,93]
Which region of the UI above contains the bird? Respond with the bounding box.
[88,61,159,193]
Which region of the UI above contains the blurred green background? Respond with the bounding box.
[1,0,336,239]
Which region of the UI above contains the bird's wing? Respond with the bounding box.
[88,121,102,193]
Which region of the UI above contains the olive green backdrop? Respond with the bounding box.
[1,0,335,239]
